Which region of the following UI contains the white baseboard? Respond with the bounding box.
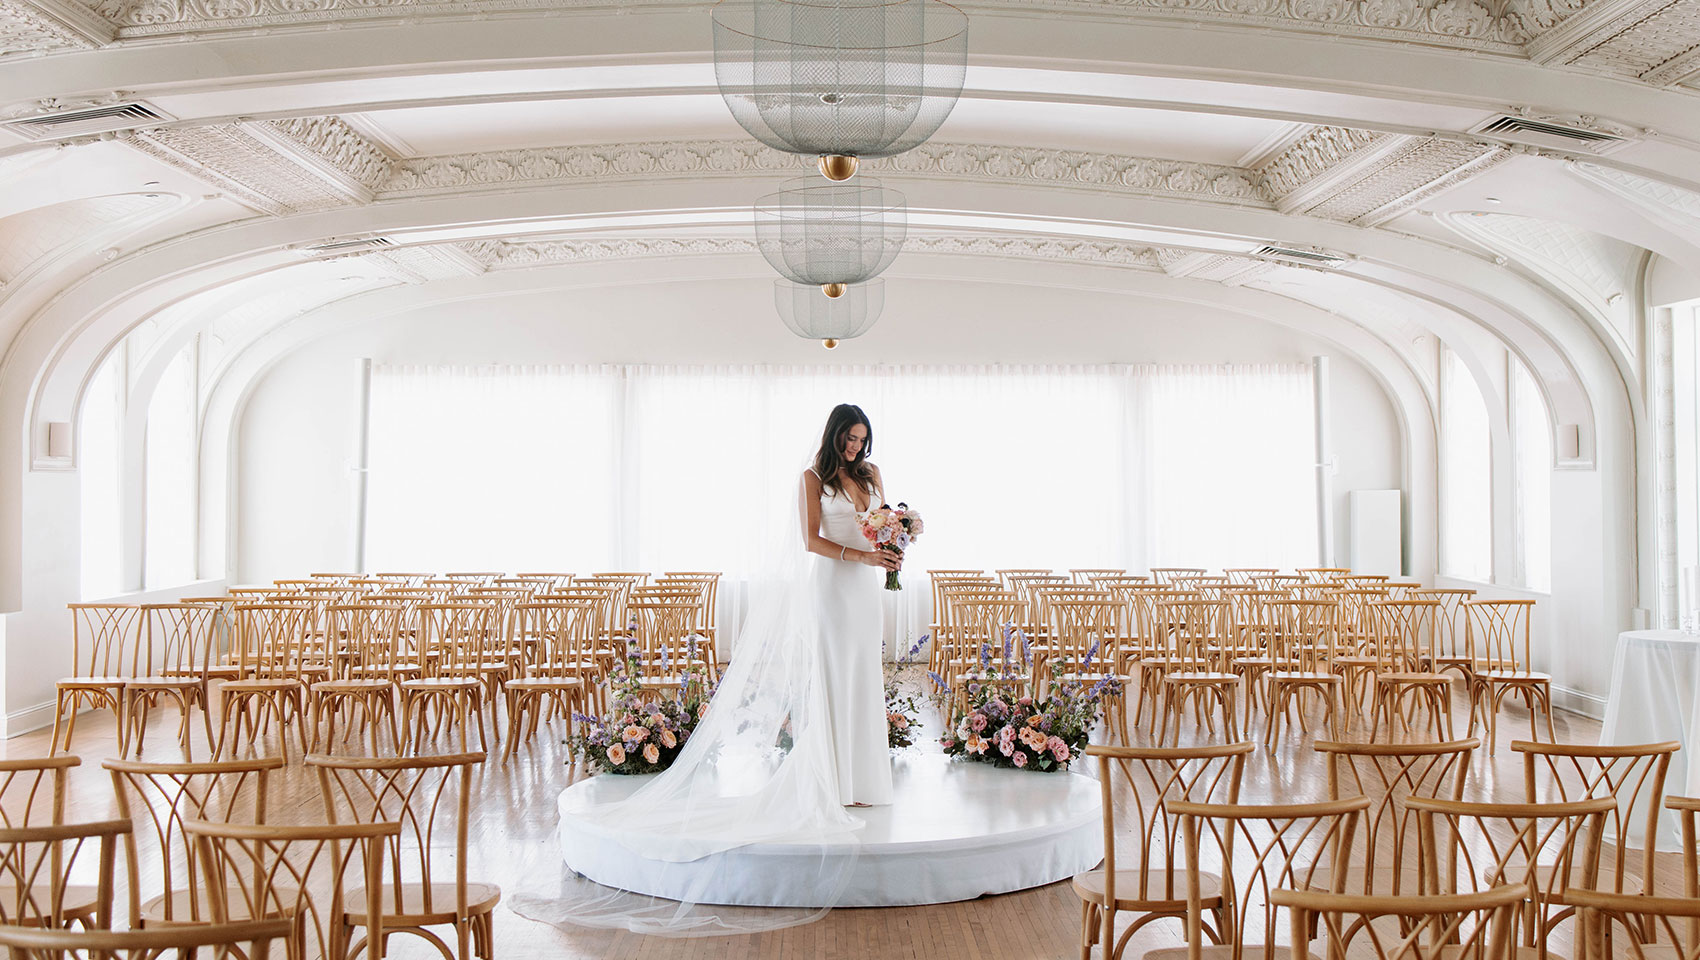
[1552,684,1607,721]
[4,700,57,739]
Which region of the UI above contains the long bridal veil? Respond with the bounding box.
[509,460,865,937]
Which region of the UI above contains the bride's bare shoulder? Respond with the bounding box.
[801,466,822,487]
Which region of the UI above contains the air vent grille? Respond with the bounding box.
[1253,245,1346,267]
[2,102,170,141]
[305,237,396,255]
[1474,115,1627,153]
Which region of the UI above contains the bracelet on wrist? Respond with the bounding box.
[840,546,848,561]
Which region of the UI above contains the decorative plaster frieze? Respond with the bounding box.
[1155,249,1274,286]
[121,118,393,214]
[1523,0,1700,84]
[365,243,484,282]
[1259,125,1388,202]
[0,0,103,57]
[385,139,1274,208]
[1298,138,1509,225]
[457,234,1171,271]
[1571,160,1700,223]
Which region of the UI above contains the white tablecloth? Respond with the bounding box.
[1600,629,1700,849]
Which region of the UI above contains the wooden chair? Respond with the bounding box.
[185,818,398,960]
[1044,597,1132,745]
[1296,567,1352,583]
[1223,568,1278,586]
[1263,599,1346,745]
[0,917,294,958]
[1573,886,1700,960]
[949,596,1029,717]
[308,752,499,960]
[660,571,722,661]
[0,756,109,929]
[1074,742,1253,960]
[399,602,496,752]
[1314,738,1477,897]
[504,599,597,758]
[53,603,143,754]
[1512,739,1678,923]
[1325,588,1389,721]
[1223,590,1286,719]
[1148,568,1207,585]
[308,602,404,753]
[103,756,285,928]
[1366,599,1454,740]
[1412,587,1477,683]
[0,818,128,928]
[121,602,222,755]
[628,598,711,699]
[1409,795,1614,959]
[1155,598,1240,745]
[1270,884,1527,960]
[1465,599,1554,752]
[217,603,313,760]
[1071,568,1126,585]
[1144,796,1369,960]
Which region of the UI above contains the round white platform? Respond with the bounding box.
[556,754,1104,907]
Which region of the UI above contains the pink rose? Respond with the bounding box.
[1012,751,1028,768]
[970,714,987,732]
[1048,737,1070,762]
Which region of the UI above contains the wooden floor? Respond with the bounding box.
[0,673,1665,960]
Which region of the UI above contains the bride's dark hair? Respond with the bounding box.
[813,403,876,500]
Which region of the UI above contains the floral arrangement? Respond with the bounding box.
[938,626,1120,772]
[858,502,924,591]
[884,634,927,749]
[571,635,716,775]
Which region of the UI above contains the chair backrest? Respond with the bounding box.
[0,818,128,927]
[1408,795,1614,945]
[307,752,483,921]
[1170,796,1369,960]
[1368,599,1441,671]
[1268,599,1337,671]
[140,602,220,678]
[1044,598,1117,671]
[230,603,312,680]
[325,602,404,682]
[1225,590,1287,658]
[1465,599,1537,672]
[0,917,295,959]
[1149,567,1207,585]
[955,597,1027,674]
[1089,742,1251,905]
[1155,597,1229,663]
[67,603,144,679]
[185,818,400,960]
[1412,587,1475,663]
[1296,567,1351,583]
[419,602,498,675]
[1223,568,1278,585]
[0,756,80,828]
[1572,886,1700,960]
[1270,884,1527,960]
[516,598,602,676]
[104,756,284,926]
[1314,738,1477,895]
[1513,739,1678,897]
[1069,568,1124,584]
[629,599,702,671]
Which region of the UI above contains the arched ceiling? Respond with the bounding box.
[2,0,1699,475]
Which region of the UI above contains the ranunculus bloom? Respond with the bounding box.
[607,744,627,766]
[643,744,661,764]
[1012,751,1028,768]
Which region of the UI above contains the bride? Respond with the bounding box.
[528,403,904,933]
[800,403,899,807]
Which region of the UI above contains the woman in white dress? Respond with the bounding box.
[800,403,899,807]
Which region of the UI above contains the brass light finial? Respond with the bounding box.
[821,282,848,299]
[818,155,859,181]
[822,338,839,349]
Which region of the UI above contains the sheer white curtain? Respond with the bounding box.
[365,363,1318,645]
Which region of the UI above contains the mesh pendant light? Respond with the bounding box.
[713,0,968,181]
[754,178,906,297]
[775,278,883,347]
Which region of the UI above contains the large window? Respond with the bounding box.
[1510,358,1551,592]
[144,343,198,589]
[363,364,1320,575]
[1440,347,1493,581]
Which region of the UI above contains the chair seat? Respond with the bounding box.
[1436,947,1561,960]
[1072,867,1221,911]
[1147,947,1321,960]
[1482,670,1551,683]
[222,679,304,693]
[1332,655,1378,667]
[124,677,201,691]
[400,678,482,693]
[1270,671,1340,684]
[343,882,501,926]
[1377,672,1451,685]
[56,677,125,689]
[140,883,299,925]
[311,679,392,694]
[1165,672,1238,684]
[0,881,101,920]
[506,677,586,691]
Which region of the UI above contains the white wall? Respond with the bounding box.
[235,274,1407,582]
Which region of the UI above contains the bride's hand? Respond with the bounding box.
[862,549,901,571]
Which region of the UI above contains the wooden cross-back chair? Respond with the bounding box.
[504,599,598,757]
[1314,738,1477,898]
[1263,599,1346,745]
[1222,590,1285,718]
[931,582,1008,694]
[660,571,722,657]
[0,916,295,959]
[1043,597,1131,744]
[1154,598,1239,745]
[1270,883,1527,960]
[185,818,398,960]
[103,756,285,929]
[121,602,221,755]
[307,602,405,753]
[1296,567,1352,583]
[1147,568,1206,585]
[1074,742,1253,960]
[1409,795,1614,959]
[1512,739,1679,924]
[1411,587,1476,681]
[948,596,1028,716]
[307,752,499,960]
[217,603,314,760]
[399,602,497,752]
[1365,599,1453,740]
[1144,796,1368,960]
[628,598,710,698]
[1465,598,1554,752]
[1325,588,1389,719]
[1070,568,1125,585]
[0,818,128,929]
[53,603,143,755]
[0,756,105,930]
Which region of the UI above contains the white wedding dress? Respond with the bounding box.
[811,473,896,806]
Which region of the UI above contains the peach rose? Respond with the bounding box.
[660,728,678,749]
[607,743,626,766]
[643,743,661,764]
[623,725,648,743]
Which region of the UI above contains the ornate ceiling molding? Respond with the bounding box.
[383,139,1274,208]
[121,117,393,214]
[1156,248,1275,286]
[456,234,1170,271]
[1285,137,1510,225]
[364,243,484,283]
[1524,0,1700,85]
[0,0,107,58]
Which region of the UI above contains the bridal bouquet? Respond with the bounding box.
[858,502,924,591]
[571,635,716,775]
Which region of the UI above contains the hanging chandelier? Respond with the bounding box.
[712,0,969,181]
[754,178,906,298]
[775,278,884,348]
